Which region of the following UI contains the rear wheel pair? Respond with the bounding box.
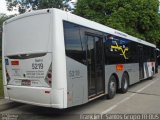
[107,73,129,99]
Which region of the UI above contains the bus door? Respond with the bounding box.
[86,34,105,98]
[138,45,144,79]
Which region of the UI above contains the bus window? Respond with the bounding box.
[63,22,84,64]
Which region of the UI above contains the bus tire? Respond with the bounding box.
[120,72,129,93]
[107,75,117,99]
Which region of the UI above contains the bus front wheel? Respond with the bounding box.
[107,75,117,99]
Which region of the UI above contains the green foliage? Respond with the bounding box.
[10,0,40,13]
[38,0,63,9]
[7,0,64,14]
[75,0,160,46]
[0,15,8,28]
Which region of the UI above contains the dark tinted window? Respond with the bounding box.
[104,35,128,64]
[143,46,156,62]
[143,45,148,62]
[63,21,85,64]
[150,47,156,61]
[127,41,139,63]
[104,34,139,64]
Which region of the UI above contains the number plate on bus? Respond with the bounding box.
[21,80,31,86]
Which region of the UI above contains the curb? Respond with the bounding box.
[0,100,24,112]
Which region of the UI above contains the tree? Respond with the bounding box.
[75,0,160,46]
[0,15,9,38]
[7,0,37,14]
[38,0,63,9]
[7,0,64,14]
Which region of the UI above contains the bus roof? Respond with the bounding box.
[4,8,156,48]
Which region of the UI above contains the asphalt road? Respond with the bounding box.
[1,72,160,120]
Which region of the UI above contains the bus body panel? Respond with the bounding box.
[2,22,10,99]
[51,89,64,108]
[143,62,155,79]
[2,9,68,108]
[7,85,52,107]
[2,23,7,86]
[126,63,139,85]
[105,63,139,93]
[5,53,52,87]
[66,57,88,107]
[3,11,54,106]
[4,12,52,56]
[51,9,68,108]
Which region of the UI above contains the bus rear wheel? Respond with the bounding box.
[120,72,129,93]
[107,75,117,99]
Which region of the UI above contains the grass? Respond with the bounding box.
[0,70,4,98]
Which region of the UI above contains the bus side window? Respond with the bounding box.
[63,21,84,64]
